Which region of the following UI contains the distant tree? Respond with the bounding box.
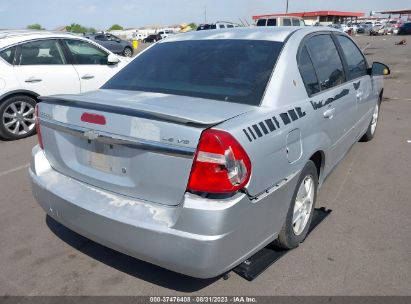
[109,24,123,31]
[27,23,44,30]
[65,23,96,33]
[188,23,198,30]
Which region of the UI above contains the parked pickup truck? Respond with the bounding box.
[30,27,389,278]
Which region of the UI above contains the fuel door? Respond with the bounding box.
[286,129,302,163]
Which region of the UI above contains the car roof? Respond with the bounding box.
[163,26,340,43]
[0,30,86,49]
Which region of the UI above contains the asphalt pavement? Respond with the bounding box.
[0,34,410,296]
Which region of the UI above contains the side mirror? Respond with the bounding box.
[116,39,121,43]
[369,62,390,76]
[107,54,120,65]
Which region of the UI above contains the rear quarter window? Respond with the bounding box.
[0,46,16,64]
[298,46,320,96]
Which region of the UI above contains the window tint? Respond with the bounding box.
[336,35,367,80]
[64,39,108,65]
[103,40,284,105]
[106,34,119,41]
[256,19,266,26]
[19,40,66,65]
[267,19,277,26]
[306,35,345,90]
[298,46,320,96]
[292,19,300,26]
[95,35,107,41]
[0,46,16,64]
[283,18,292,26]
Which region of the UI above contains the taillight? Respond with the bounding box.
[187,129,252,194]
[81,113,106,125]
[35,104,43,150]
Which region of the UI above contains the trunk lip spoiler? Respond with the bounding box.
[40,97,220,128]
[40,117,196,159]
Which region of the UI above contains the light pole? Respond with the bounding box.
[286,0,289,14]
[204,6,207,24]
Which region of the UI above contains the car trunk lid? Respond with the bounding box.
[37,89,253,206]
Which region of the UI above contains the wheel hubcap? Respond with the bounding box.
[125,49,132,57]
[292,175,315,235]
[371,103,379,134]
[2,101,35,136]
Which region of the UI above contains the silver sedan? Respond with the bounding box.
[30,27,389,278]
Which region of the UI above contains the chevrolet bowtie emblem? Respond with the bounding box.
[84,130,99,140]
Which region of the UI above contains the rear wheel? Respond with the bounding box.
[274,161,318,249]
[0,95,37,140]
[123,47,133,57]
[360,98,381,142]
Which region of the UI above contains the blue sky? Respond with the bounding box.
[0,0,409,30]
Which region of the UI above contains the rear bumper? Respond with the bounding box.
[30,145,295,278]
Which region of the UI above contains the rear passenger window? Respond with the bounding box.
[95,35,107,41]
[336,35,367,80]
[292,19,300,26]
[19,40,66,65]
[267,19,277,26]
[298,46,320,96]
[305,35,345,90]
[256,19,267,26]
[283,19,292,26]
[219,25,226,29]
[0,46,16,64]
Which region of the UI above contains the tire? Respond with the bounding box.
[360,97,381,142]
[274,161,318,249]
[0,95,37,140]
[123,47,133,57]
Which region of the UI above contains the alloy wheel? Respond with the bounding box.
[2,100,35,136]
[370,103,379,135]
[292,175,315,235]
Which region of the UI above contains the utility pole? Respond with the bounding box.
[286,0,289,14]
[204,6,207,24]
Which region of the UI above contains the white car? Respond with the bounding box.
[341,24,353,33]
[158,30,174,39]
[0,30,130,140]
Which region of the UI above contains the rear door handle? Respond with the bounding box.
[25,77,42,83]
[81,74,95,80]
[323,108,336,119]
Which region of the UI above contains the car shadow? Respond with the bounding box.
[46,215,219,292]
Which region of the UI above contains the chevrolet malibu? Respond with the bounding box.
[30,27,389,278]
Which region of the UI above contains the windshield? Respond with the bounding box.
[103,39,284,105]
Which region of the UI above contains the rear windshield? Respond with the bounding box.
[103,39,283,105]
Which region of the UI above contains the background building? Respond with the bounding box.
[252,11,364,26]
